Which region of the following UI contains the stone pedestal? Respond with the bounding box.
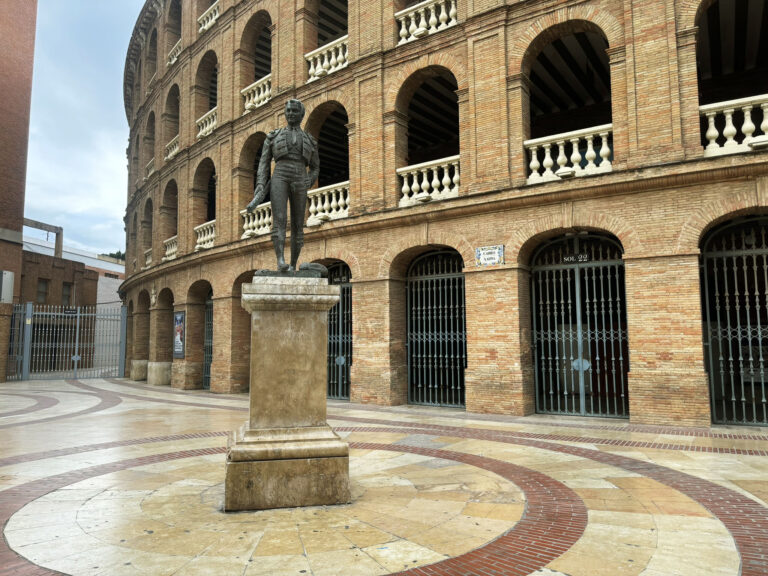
[147,361,171,386]
[225,275,350,511]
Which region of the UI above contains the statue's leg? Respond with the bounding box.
[289,179,308,270]
[271,177,289,271]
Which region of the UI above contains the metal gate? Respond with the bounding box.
[531,234,629,417]
[5,303,126,381]
[701,217,768,425]
[407,250,466,406]
[203,292,213,390]
[327,262,352,399]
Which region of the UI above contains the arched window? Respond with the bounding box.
[697,0,768,155]
[194,51,218,138]
[160,180,178,261]
[163,85,180,160]
[166,0,182,63]
[305,0,348,81]
[147,29,158,84]
[191,158,216,251]
[239,12,272,112]
[185,280,214,390]
[523,24,613,182]
[144,112,156,178]
[141,199,153,269]
[396,67,460,206]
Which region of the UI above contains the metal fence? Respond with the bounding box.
[5,303,126,381]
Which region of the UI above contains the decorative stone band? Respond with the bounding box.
[397,155,460,207]
[306,36,349,82]
[144,157,156,180]
[162,235,178,261]
[240,203,272,238]
[197,1,219,34]
[307,181,350,226]
[167,39,182,67]
[241,277,340,313]
[164,135,180,161]
[241,75,272,113]
[196,107,217,139]
[193,219,216,251]
[143,248,152,270]
[395,0,458,46]
[228,424,349,461]
[524,123,613,184]
[700,93,768,157]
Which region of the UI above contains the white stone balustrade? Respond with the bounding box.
[306,36,349,82]
[307,181,350,226]
[197,1,219,34]
[162,235,178,262]
[397,155,460,207]
[164,135,179,161]
[145,72,157,96]
[145,158,155,180]
[143,248,152,269]
[700,94,768,157]
[167,39,182,67]
[196,107,217,139]
[396,0,457,45]
[241,75,272,113]
[240,204,273,238]
[194,220,216,251]
[524,124,613,184]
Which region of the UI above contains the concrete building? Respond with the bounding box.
[122,0,768,427]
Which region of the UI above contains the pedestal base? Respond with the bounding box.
[224,423,350,511]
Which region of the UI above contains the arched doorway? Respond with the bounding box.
[701,216,768,425]
[327,261,352,399]
[406,250,466,406]
[203,289,213,390]
[530,232,628,417]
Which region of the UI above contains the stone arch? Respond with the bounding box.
[385,54,467,113]
[320,246,362,280]
[507,209,643,266]
[194,50,219,118]
[163,84,180,145]
[305,100,350,187]
[303,87,355,130]
[144,111,156,169]
[676,189,764,253]
[677,0,718,31]
[378,234,472,280]
[509,7,624,75]
[191,157,217,228]
[236,132,268,210]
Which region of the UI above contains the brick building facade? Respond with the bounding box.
[122,0,768,427]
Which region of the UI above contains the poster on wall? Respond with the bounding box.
[173,311,185,358]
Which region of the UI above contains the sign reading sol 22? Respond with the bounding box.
[475,245,505,267]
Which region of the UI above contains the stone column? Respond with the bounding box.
[225,274,349,510]
[0,303,13,383]
[147,304,172,386]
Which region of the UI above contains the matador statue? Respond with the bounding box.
[246,99,320,272]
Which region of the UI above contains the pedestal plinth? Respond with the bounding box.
[224,275,350,511]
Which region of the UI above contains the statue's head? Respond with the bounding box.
[285,99,305,127]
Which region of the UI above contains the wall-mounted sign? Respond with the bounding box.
[475,245,505,267]
[173,311,185,359]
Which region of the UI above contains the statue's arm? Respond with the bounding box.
[307,135,320,189]
[256,133,275,188]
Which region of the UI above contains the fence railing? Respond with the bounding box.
[162,235,178,261]
[241,75,272,112]
[241,204,272,238]
[307,181,350,226]
[196,107,217,139]
[164,135,180,161]
[700,94,768,157]
[524,124,613,184]
[198,1,220,34]
[306,36,349,82]
[398,155,460,207]
[167,39,182,67]
[395,0,458,45]
[194,219,216,251]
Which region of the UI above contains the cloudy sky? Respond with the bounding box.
[24,0,145,255]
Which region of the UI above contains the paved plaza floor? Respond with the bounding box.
[1,379,767,575]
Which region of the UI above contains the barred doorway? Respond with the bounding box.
[406,250,466,407]
[531,233,629,417]
[701,217,768,426]
[203,290,213,390]
[327,261,352,399]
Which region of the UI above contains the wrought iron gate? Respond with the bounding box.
[702,217,768,425]
[5,303,126,381]
[203,292,213,390]
[407,250,466,406]
[531,234,629,417]
[327,262,352,399]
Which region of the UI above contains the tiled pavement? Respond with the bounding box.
[1,379,768,575]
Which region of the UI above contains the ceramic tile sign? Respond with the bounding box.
[475,245,504,267]
[173,311,185,358]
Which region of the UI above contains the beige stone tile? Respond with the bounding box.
[244,554,312,575]
[338,523,395,549]
[252,528,304,556]
[308,548,389,575]
[461,501,525,522]
[298,525,355,553]
[362,539,447,572]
